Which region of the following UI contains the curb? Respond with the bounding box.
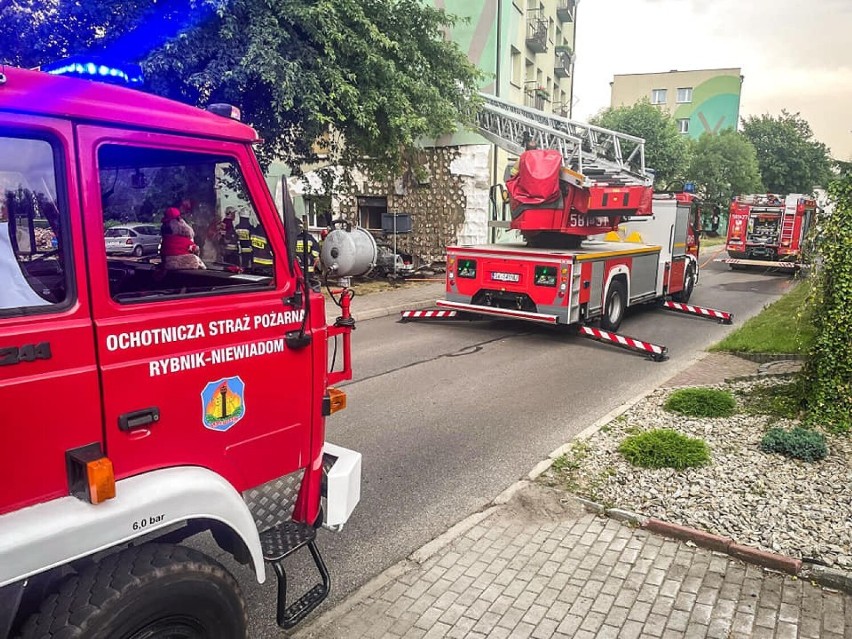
[728,351,806,364]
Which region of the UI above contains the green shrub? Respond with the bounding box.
[664,388,737,418]
[760,427,828,462]
[618,429,711,470]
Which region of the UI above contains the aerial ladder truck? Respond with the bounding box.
[402,95,733,360]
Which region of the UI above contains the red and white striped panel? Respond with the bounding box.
[578,326,668,361]
[663,301,733,324]
[400,309,458,320]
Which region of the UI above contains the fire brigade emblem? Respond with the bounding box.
[201,376,245,432]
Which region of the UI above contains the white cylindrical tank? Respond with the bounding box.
[320,225,377,277]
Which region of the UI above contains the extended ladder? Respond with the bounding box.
[476,93,653,189]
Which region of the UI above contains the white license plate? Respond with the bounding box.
[491,272,520,283]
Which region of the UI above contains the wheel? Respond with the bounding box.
[17,544,248,639]
[672,264,696,303]
[132,244,144,257]
[600,279,627,332]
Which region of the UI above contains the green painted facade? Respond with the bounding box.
[674,75,742,139]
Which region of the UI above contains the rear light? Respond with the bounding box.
[126,238,133,245]
[67,443,116,505]
[323,388,347,416]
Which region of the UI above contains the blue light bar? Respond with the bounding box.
[39,57,144,87]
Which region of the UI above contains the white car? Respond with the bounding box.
[105,223,161,257]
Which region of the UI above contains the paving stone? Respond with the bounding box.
[303,505,850,639]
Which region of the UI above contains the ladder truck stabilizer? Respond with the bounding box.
[399,308,669,362]
[715,256,800,270]
[661,301,734,325]
[577,326,668,362]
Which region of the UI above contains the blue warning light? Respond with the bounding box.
[39,57,144,87]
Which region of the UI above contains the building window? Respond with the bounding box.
[357,196,386,231]
[651,89,667,105]
[676,87,693,103]
[677,118,690,134]
[511,47,522,86]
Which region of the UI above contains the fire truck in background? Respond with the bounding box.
[0,64,377,637]
[724,193,817,270]
[402,95,731,361]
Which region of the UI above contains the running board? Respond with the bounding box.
[661,301,734,325]
[577,326,668,362]
[435,299,559,324]
[715,257,799,269]
[259,521,330,629]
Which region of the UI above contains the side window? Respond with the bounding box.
[97,145,275,303]
[0,135,70,314]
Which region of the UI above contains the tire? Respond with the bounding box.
[17,544,248,639]
[132,245,144,257]
[600,279,627,332]
[672,264,696,303]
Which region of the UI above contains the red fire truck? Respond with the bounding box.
[724,193,817,270]
[0,64,375,637]
[403,95,731,360]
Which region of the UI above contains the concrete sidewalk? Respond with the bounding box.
[324,281,444,324]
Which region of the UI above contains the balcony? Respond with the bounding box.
[552,101,571,119]
[554,45,573,78]
[557,0,575,23]
[525,81,549,111]
[526,10,548,53]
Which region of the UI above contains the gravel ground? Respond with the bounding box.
[542,377,852,571]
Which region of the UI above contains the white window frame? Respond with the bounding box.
[677,118,690,134]
[676,87,693,104]
[651,89,667,105]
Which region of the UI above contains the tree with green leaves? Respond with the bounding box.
[686,129,763,210]
[591,100,691,190]
[741,111,833,195]
[0,0,482,175]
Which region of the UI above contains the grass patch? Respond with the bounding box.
[700,235,727,248]
[711,280,815,354]
[618,429,710,470]
[761,426,827,462]
[664,388,737,418]
[736,380,806,419]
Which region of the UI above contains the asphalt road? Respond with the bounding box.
[195,255,796,637]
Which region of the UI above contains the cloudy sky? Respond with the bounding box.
[573,0,852,160]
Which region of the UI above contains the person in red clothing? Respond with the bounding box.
[160,206,206,270]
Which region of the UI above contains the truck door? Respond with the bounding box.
[0,119,102,515]
[76,126,313,493]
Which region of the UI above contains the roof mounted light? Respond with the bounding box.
[207,103,242,121]
[39,56,144,87]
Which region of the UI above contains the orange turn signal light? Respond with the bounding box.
[87,457,116,504]
[323,388,347,416]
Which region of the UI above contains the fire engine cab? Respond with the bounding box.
[403,95,731,360]
[0,65,374,637]
[724,193,816,270]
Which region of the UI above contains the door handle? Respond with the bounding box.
[118,407,160,432]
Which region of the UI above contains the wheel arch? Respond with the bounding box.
[0,466,266,592]
[604,266,630,305]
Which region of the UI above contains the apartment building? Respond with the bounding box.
[610,68,743,139]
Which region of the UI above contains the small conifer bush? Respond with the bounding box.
[760,427,828,462]
[664,388,736,418]
[618,429,711,470]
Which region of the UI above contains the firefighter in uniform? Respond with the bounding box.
[250,226,274,276]
[295,220,321,291]
[235,209,253,269]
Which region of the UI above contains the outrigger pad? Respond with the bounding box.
[578,325,668,362]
